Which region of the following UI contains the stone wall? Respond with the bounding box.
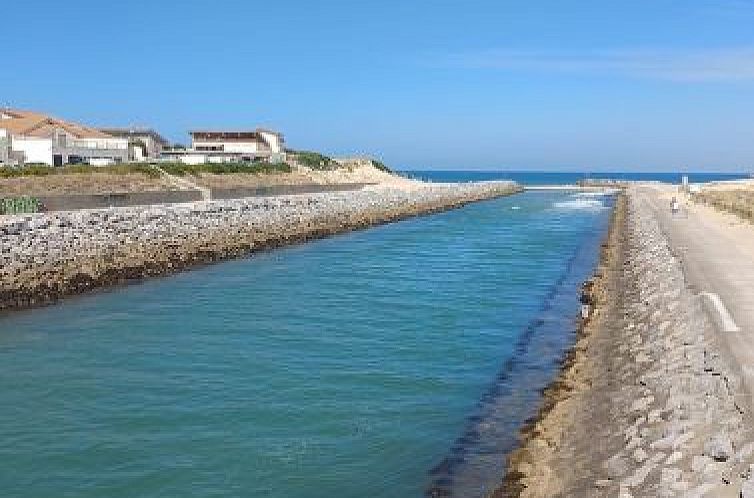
[210,183,371,200]
[38,191,202,211]
[31,184,374,212]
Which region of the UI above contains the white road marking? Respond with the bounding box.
[743,365,754,379]
[701,292,741,332]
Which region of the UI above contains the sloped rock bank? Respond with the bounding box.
[497,190,754,497]
[0,182,519,312]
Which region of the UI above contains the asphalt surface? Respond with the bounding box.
[639,185,754,409]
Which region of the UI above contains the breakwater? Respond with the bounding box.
[498,189,754,497]
[0,181,519,312]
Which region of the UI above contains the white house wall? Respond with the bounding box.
[12,137,53,165]
[89,158,116,167]
[181,154,208,165]
[258,132,282,153]
[0,130,8,164]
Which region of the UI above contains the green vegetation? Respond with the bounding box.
[292,151,338,170]
[0,162,292,179]
[159,162,292,176]
[291,151,393,173]
[0,163,161,178]
[0,156,391,180]
[0,196,41,215]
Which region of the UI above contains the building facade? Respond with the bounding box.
[0,129,9,165]
[162,129,285,164]
[98,128,169,162]
[0,109,128,166]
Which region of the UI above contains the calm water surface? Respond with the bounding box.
[0,190,611,497]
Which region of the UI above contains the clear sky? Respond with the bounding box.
[3,0,754,171]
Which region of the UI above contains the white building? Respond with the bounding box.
[0,129,9,165]
[0,109,128,166]
[162,129,285,164]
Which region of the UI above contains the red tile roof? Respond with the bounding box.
[0,109,114,139]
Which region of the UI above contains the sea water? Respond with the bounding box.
[406,170,748,185]
[0,189,611,497]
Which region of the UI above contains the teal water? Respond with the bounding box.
[0,191,611,497]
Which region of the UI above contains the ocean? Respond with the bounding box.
[0,180,615,497]
[404,170,749,185]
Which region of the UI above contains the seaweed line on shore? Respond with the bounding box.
[426,200,611,498]
[490,191,627,497]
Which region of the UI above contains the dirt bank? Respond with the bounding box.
[0,162,414,197]
[692,182,754,222]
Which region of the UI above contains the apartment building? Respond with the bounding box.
[162,129,285,164]
[0,109,128,166]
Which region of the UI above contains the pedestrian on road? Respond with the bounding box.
[671,196,680,216]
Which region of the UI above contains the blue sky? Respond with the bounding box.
[3,0,754,171]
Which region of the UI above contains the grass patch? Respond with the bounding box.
[0,162,292,179]
[0,163,161,178]
[291,151,338,170]
[159,162,292,177]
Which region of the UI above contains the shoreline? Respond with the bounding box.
[0,182,520,313]
[491,191,627,497]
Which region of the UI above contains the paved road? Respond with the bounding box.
[638,185,754,407]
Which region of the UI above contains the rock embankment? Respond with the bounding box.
[497,189,754,497]
[0,182,519,312]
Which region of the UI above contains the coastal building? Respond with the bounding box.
[0,109,128,166]
[0,129,10,165]
[162,129,285,164]
[98,128,169,162]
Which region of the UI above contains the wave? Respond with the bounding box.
[572,190,618,198]
[553,198,606,210]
